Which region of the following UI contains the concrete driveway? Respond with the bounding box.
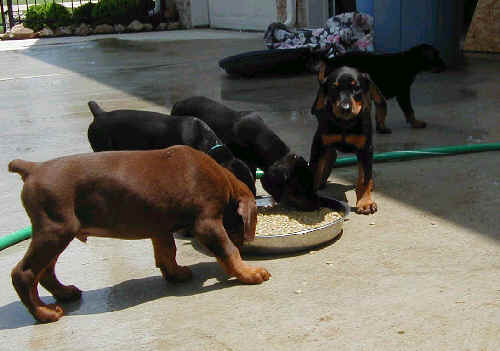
[0,30,499,350]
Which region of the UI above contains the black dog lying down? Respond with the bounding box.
[310,65,387,214]
[323,44,446,133]
[171,96,319,211]
[87,101,256,195]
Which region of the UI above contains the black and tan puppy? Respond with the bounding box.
[87,101,256,195]
[171,96,319,211]
[324,44,446,133]
[9,145,269,323]
[310,64,387,214]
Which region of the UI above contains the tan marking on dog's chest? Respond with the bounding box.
[345,135,367,149]
[322,134,367,149]
[321,134,342,145]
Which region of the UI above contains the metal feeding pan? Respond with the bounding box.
[241,195,349,255]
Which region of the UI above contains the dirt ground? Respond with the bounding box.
[0,30,499,350]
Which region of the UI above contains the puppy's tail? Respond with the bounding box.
[88,101,105,119]
[8,159,37,181]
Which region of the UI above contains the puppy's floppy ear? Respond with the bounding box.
[311,60,329,115]
[237,196,257,242]
[360,73,384,101]
[311,87,327,115]
[361,73,388,132]
[359,72,372,93]
[362,73,385,104]
[318,59,328,84]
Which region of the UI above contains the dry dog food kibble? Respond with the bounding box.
[256,205,341,236]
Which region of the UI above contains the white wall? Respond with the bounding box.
[191,0,210,27]
[208,0,277,31]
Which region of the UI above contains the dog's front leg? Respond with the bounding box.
[310,133,337,191]
[195,218,270,284]
[151,235,192,282]
[354,149,377,214]
[396,88,426,128]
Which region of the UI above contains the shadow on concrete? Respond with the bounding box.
[0,261,242,330]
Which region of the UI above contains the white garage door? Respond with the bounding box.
[208,0,277,31]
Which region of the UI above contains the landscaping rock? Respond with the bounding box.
[54,26,73,36]
[156,22,168,31]
[11,24,37,39]
[113,24,125,33]
[74,23,90,36]
[143,23,153,31]
[127,20,144,32]
[167,22,181,30]
[38,27,54,38]
[94,24,114,34]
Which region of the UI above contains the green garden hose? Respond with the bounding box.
[0,226,32,251]
[2,142,500,251]
[256,143,500,178]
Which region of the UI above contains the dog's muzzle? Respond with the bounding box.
[340,101,351,114]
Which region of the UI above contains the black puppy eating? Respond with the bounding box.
[324,44,446,133]
[310,64,387,214]
[171,96,319,211]
[87,101,256,195]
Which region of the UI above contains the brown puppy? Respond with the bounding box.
[9,145,269,323]
[310,64,387,214]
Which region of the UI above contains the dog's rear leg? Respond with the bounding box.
[39,256,82,302]
[11,227,75,323]
[195,218,270,284]
[396,89,426,128]
[151,235,192,283]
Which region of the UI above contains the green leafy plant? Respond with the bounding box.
[24,4,46,32]
[45,2,72,28]
[91,0,153,25]
[72,2,95,25]
[24,3,72,31]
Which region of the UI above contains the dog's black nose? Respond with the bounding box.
[340,102,351,113]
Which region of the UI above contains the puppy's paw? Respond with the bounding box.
[161,265,193,283]
[34,304,64,323]
[355,200,377,215]
[237,266,271,285]
[54,285,82,302]
[410,120,427,128]
[376,125,392,134]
